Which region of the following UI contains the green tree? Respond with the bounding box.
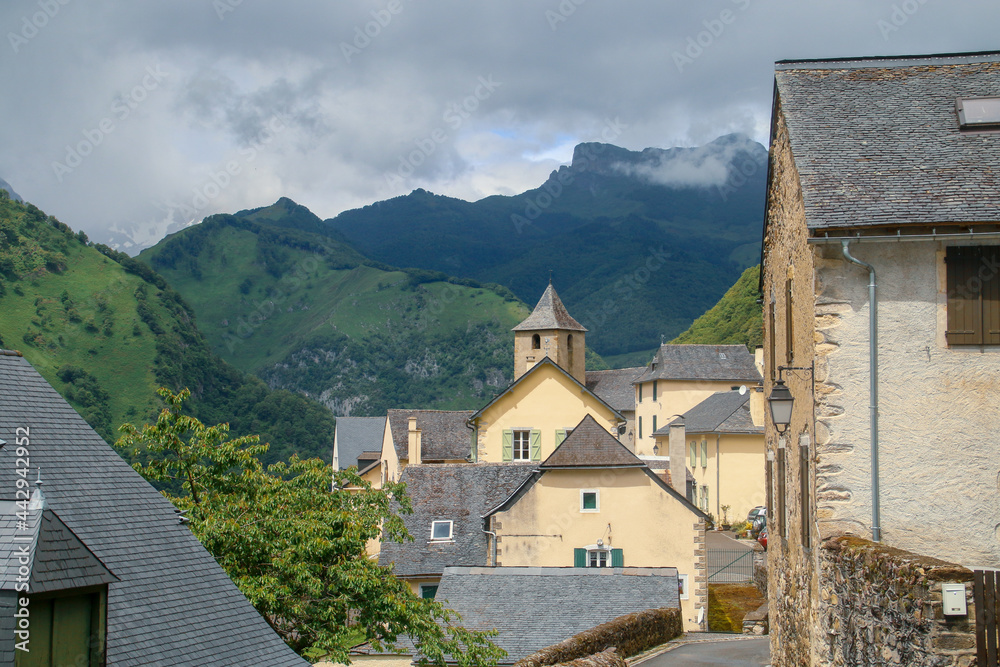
[115,388,504,665]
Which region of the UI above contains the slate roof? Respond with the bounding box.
[378,464,534,577]
[585,367,643,413]
[435,566,680,664]
[334,416,385,470]
[634,344,760,384]
[0,351,308,666]
[657,390,763,436]
[540,415,644,469]
[0,496,118,595]
[512,284,587,332]
[470,357,624,424]
[774,52,1000,231]
[387,409,474,462]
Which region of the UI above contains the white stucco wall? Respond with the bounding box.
[813,239,1000,568]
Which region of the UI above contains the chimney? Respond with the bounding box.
[668,418,687,498]
[754,345,764,378]
[749,384,765,428]
[407,416,422,466]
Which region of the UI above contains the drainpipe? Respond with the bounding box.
[841,240,881,543]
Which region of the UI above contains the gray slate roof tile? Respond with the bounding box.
[512,284,587,332]
[334,416,386,469]
[658,390,763,436]
[774,53,1000,230]
[435,566,680,664]
[387,409,475,462]
[541,415,644,468]
[378,464,534,577]
[585,367,643,413]
[634,345,760,383]
[0,352,308,666]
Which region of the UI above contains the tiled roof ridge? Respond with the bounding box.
[776,50,1000,70]
[0,349,23,357]
[512,283,587,332]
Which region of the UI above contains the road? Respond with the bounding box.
[636,635,770,666]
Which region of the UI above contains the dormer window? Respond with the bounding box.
[430,520,453,541]
[957,97,1000,131]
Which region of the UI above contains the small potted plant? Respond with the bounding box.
[720,504,731,531]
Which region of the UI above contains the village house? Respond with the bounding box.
[0,350,308,666]
[632,344,761,456]
[653,387,766,523]
[761,51,1000,666]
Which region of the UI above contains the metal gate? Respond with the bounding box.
[708,548,755,583]
[976,569,1000,666]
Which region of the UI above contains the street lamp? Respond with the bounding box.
[767,380,794,433]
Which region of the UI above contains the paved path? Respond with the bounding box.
[634,634,770,666]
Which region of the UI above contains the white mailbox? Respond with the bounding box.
[942,583,967,616]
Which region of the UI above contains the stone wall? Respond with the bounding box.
[551,648,625,667]
[512,607,682,667]
[818,536,976,667]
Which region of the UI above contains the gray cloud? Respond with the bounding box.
[1,0,998,251]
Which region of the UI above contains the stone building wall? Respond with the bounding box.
[818,536,976,667]
[762,98,822,667]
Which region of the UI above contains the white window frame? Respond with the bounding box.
[678,573,690,600]
[430,520,453,541]
[512,429,531,461]
[588,549,610,568]
[580,489,600,513]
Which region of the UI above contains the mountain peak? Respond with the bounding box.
[0,177,23,202]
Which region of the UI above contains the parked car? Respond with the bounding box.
[750,513,766,539]
[757,528,767,551]
[747,505,766,524]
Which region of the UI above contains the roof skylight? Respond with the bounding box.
[957,97,1000,130]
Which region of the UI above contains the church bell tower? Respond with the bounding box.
[512,282,587,384]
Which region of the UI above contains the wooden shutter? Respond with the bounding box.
[689,442,696,468]
[611,548,624,567]
[700,439,707,468]
[653,380,657,400]
[786,278,794,363]
[638,417,642,439]
[470,428,477,461]
[983,247,1000,344]
[946,246,984,345]
[652,416,657,434]
[638,383,643,402]
[530,429,541,461]
[574,548,587,568]
[502,429,513,462]
[555,429,567,446]
[768,296,777,380]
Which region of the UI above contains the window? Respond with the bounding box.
[638,417,643,439]
[503,429,540,461]
[580,489,599,512]
[785,277,794,364]
[945,246,1000,345]
[800,433,811,548]
[652,380,657,400]
[957,97,1000,130]
[574,547,622,567]
[420,584,439,599]
[590,549,608,568]
[531,333,541,349]
[700,485,709,512]
[652,415,657,433]
[431,520,453,541]
[17,590,107,667]
[638,383,643,402]
[678,574,690,600]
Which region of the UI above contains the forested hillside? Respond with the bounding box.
[671,265,763,350]
[0,192,334,465]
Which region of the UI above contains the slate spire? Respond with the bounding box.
[512,283,587,332]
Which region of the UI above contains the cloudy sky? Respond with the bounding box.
[1,1,997,251]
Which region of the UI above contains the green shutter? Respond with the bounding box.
[470,428,478,462]
[502,429,513,462]
[689,442,696,468]
[638,383,643,402]
[611,548,624,568]
[701,439,707,468]
[530,429,541,461]
[638,417,643,439]
[652,415,657,433]
[574,548,587,568]
[555,429,567,446]
[653,380,657,399]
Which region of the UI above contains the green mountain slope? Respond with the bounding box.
[0,192,333,465]
[329,134,767,356]
[670,264,762,350]
[139,199,535,415]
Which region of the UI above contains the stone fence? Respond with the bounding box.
[820,536,976,667]
[512,607,682,667]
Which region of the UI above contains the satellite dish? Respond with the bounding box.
[739,385,748,395]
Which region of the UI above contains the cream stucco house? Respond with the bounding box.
[761,51,1000,665]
